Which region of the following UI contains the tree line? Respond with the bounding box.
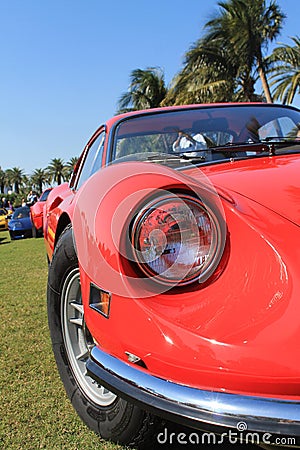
[1,0,299,201]
[0,157,78,205]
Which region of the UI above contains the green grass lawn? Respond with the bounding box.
[0,231,122,450]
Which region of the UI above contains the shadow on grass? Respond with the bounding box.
[0,236,10,244]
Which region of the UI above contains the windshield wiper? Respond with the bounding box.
[145,152,206,162]
[174,139,300,158]
[173,141,271,156]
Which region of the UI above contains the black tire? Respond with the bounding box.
[47,225,161,447]
[32,223,38,238]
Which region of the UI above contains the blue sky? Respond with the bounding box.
[0,0,299,174]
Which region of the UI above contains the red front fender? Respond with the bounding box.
[72,162,300,398]
[73,161,224,298]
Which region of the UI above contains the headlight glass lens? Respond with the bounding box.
[131,194,222,285]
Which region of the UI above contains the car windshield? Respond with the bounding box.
[0,208,7,215]
[112,104,300,167]
[39,189,51,202]
[12,207,30,219]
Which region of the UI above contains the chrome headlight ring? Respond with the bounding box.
[130,193,225,286]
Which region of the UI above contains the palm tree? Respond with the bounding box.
[47,158,65,185]
[64,156,79,180]
[201,0,285,103]
[167,0,285,105]
[22,174,31,192]
[164,37,256,105]
[268,36,300,104]
[6,167,25,194]
[117,67,168,113]
[0,167,6,194]
[31,168,50,194]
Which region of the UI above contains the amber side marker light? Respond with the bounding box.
[89,284,111,318]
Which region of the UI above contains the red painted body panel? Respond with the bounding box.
[193,154,300,226]
[73,161,300,399]
[43,183,75,259]
[30,188,52,231]
[44,103,300,404]
[30,207,43,230]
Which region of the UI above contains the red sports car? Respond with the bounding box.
[30,188,52,237]
[44,103,300,447]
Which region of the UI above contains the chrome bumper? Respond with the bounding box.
[87,346,300,436]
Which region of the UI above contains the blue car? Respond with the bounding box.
[8,206,32,239]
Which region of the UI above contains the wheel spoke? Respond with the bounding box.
[76,348,89,361]
[69,317,83,327]
[70,301,84,315]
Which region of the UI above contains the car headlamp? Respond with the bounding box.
[14,221,22,228]
[131,193,223,286]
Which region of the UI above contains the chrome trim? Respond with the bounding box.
[87,346,300,436]
[130,193,223,286]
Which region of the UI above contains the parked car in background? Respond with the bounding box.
[30,188,52,237]
[44,103,300,447]
[8,205,32,239]
[0,207,9,231]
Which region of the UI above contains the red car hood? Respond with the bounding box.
[188,154,300,226]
